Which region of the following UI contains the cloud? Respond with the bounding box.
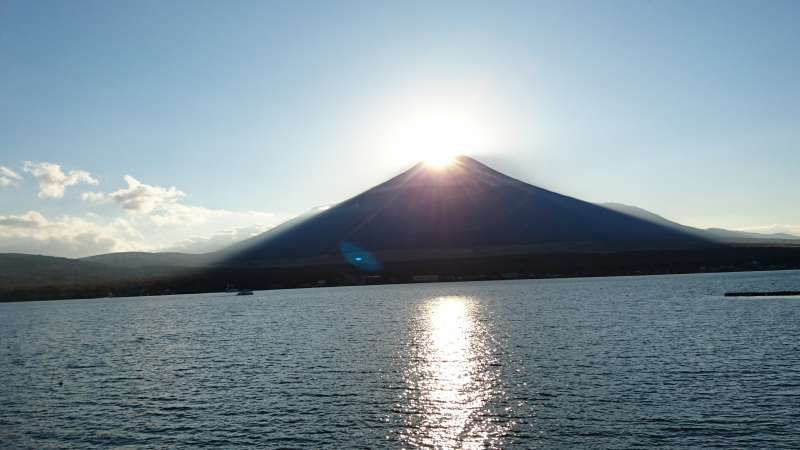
[23,161,98,199]
[0,210,46,228]
[0,208,277,258]
[165,224,272,253]
[148,204,275,227]
[82,175,185,213]
[80,191,107,203]
[0,211,150,258]
[2,171,284,257]
[0,166,22,187]
[734,224,800,237]
[84,175,274,226]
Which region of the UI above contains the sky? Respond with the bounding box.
[1,0,799,257]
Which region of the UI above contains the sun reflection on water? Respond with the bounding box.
[399,296,511,449]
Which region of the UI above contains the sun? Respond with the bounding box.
[423,153,458,169]
[383,106,491,168]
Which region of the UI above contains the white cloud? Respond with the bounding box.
[166,224,272,253]
[84,175,274,227]
[23,161,98,199]
[148,204,275,227]
[0,210,151,258]
[0,208,277,258]
[0,174,286,257]
[0,210,46,228]
[80,191,107,203]
[82,175,185,213]
[0,165,22,187]
[734,224,800,237]
[0,191,285,257]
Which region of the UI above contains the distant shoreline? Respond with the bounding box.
[0,261,800,303]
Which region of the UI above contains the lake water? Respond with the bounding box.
[2,270,800,448]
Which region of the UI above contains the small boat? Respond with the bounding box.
[236,289,254,296]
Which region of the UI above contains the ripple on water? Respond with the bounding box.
[1,270,800,448]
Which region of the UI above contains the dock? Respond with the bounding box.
[724,291,800,297]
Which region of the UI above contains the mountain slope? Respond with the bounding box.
[81,252,213,268]
[69,201,796,272]
[225,156,712,266]
[601,203,800,243]
[0,254,113,287]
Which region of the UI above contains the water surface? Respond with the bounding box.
[2,270,800,448]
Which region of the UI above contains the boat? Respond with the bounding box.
[236,289,254,296]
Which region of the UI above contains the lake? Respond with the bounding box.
[2,270,799,448]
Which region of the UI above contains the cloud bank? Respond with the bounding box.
[166,224,271,253]
[0,167,283,257]
[0,211,150,258]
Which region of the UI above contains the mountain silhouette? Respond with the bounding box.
[5,156,800,301]
[225,156,710,267]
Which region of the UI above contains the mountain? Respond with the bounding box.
[704,228,800,242]
[72,200,799,272]
[81,252,213,268]
[601,203,800,243]
[0,254,113,286]
[224,156,712,267]
[0,253,196,301]
[4,156,800,301]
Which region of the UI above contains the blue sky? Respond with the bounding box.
[1,0,798,256]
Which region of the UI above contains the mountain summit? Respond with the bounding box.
[226,156,708,266]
